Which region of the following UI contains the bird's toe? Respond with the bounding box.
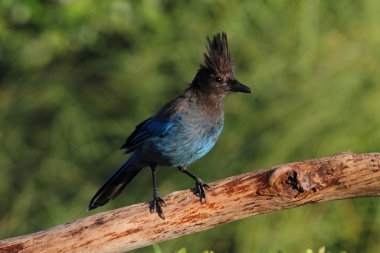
[195,179,210,203]
[149,193,166,219]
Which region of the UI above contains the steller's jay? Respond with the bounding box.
[88,32,252,217]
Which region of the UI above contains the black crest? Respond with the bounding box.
[201,32,234,75]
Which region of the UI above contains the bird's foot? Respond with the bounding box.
[149,192,166,219]
[195,179,210,203]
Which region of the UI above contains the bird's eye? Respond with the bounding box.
[214,77,223,84]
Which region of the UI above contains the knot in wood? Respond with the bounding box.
[264,165,323,200]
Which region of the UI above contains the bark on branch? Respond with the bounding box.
[1,152,380,253]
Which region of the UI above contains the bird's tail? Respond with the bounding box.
[88,157,142,210]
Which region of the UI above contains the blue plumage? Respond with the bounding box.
[88,32,252,217]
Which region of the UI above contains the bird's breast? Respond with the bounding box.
[148,110,224,167]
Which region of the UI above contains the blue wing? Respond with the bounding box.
[120,116,174,153]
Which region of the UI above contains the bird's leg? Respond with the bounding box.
[149,163,165,219]
[178,166,210,203]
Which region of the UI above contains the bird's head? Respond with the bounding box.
[192,32,252,96]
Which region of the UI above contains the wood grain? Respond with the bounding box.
[1,152,380,253]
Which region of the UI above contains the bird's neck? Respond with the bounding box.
[186,87,225,116]
[201,93,225,112]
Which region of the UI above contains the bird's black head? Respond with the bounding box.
[192,32,252,96]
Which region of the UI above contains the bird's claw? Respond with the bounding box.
[149,192,166,219]
[195,179,210,203]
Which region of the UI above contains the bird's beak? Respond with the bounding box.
[230,80,252,93]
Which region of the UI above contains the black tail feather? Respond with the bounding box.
[88,159,142,210]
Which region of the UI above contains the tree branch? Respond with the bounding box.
[1,152,380,253]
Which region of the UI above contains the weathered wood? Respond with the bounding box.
[1,152,380,253]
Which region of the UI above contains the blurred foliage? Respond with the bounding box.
[1,0,380,252]
[172,246,346,253]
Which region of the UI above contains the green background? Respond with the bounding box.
[1,0,380,252]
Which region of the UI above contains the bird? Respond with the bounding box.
[88,32,252,217]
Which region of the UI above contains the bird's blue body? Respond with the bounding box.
[129,90,224,168]
[143,114,223,167]
[88,32,252,215]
